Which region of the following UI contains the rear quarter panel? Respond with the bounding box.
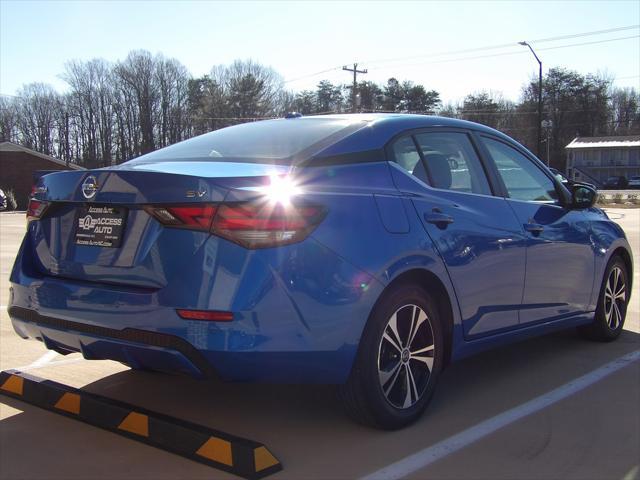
[298,162,463,356]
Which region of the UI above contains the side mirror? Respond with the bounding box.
[571,183,597,209]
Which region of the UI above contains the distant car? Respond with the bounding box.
[628,175,640,189]
[603,176,628,189]
[0,189,6,211]
[549,167,570,185]
[9,114,634,429]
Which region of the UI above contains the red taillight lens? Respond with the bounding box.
[145,205,217,230]
[26,199,49,221]
[176,309,234,321]
[146,202,326,248]
[212,203,326,249]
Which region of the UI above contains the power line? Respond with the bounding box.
[362,25,639,67]
[501,117,636,132]
[283,66,343,85]
[282,25,639,84]
[368,35,639,71]
[456,108,604,116]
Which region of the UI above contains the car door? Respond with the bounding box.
[478,135,595,325]
[388,130,527,339]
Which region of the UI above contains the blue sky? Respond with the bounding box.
[1,0,638,104]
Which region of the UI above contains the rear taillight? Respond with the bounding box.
[145,205,217,230]
[213,203,325,249]
[146,202,325,249]
[26,199,49,221]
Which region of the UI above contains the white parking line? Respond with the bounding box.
[27,350,58,368]
[361,349,640,480]
[12,356,85,372]
[1,306,86,372]
[6,350,68,373]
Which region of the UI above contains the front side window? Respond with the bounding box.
[482,137,558,202]
[414,132,492,195]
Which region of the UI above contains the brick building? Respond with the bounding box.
[0,142,84,210]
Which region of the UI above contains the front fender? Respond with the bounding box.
[590,214,634,307]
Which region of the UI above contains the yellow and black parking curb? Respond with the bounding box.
[0,370,282,479]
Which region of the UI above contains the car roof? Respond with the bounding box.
[304,113,523,159]
[310,113,506,134]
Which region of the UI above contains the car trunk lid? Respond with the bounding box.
[30,162,291,288]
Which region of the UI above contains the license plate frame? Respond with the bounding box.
[74,205,128,248]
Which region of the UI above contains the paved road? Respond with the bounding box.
[1,209,638,480]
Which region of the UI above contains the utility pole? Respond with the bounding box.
[343,63,367,113]
[518,41,543,159]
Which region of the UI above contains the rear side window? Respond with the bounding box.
[482,137,558,202]
[391,136,429,183]
[127,118,364,165]
[413,132,492,195]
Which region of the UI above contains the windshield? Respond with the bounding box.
[126,117,364,165]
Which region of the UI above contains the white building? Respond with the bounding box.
[565,135,640,186]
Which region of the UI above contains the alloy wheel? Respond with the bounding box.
[377,304,435,409]
[604,266,626,330]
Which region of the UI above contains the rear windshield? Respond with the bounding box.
[127,117,364,165]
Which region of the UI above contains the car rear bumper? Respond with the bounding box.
[9,306,215,379]
[8,305,361,383]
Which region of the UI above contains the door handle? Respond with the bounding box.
[524,222,544,235]
[425,212,454,227]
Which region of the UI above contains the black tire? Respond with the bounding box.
[579,256,629,342]
[338,284,444,430]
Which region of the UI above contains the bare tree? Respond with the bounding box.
[610,87,640,135]
[115,50,159,154]
[14,83,60,155]
[155,57,191,148]
[0,96,18,142]
[62,59,115,166]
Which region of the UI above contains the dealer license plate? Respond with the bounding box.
[74,205,127,248]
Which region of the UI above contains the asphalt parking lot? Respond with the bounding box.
[1,209,639,480]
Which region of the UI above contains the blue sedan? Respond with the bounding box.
[9,114,633,429]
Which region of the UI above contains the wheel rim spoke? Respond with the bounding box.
[612,302,621,329]
[411,353,434,371]
[403,365,418,408]
[382,361,403,396]
[411,344,435,371]
[411,344,434,356]
[383,331,402,353]
[605,283,613,300]
[407,307,427,349]
[387,313,404,349]
[380,358,402,388]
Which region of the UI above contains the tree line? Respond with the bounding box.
[0,49,638,170]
